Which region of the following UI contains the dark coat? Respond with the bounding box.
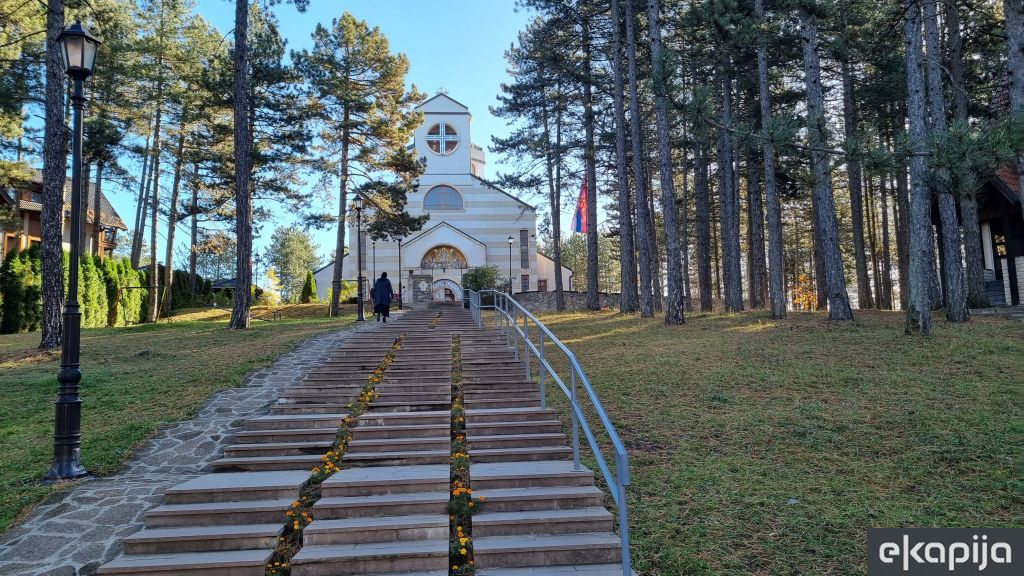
[372,277,393,307]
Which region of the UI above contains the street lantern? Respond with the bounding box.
[507,235,514,295]
[58,21,101,79]
[45,21,102,482]
[354,195,365,321]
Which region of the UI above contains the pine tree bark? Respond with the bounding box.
[611,0,638,313]
[1005,0,1024,215]
[161,134,185,315]
[540,76,566,311]
[552,92,566,308]
[38,0,67,350]
[92,162,104,257]
[148,100,163,323]
[647,0,684,324]
[188,160,198,296]
[581,17,600,311]
[756,0,786,318]
[716,61,743,311]
[879,179,894,309]
[841,54,873,308]
[923,0,968,321]
[695,142,713,311]
[800,6,854,320]
[746,154,767,308]
[230,0,254,329]
[131,123,153,269]
[904,0,934,335]
[330,109,351,318]
[625,0,654,317]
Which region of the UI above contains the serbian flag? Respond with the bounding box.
[571,176,589,234]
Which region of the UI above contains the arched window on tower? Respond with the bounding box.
[423,185,464,211]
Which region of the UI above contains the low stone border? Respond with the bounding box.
[0,320,378,576]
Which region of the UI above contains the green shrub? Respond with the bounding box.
[0,246,42,333]
[300,270,317,303]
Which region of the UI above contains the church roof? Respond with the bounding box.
[403,221,487,249]
[417,93,471,114]
[471,174,536,211]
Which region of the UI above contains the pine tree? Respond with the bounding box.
[299,270,317,304]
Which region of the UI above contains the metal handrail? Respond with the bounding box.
[464,289,632,576]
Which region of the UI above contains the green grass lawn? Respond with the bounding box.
[537,310,1022,576]
[0,303,354,533]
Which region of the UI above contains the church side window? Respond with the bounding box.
[423,185,464,211]
[426,123,459,155]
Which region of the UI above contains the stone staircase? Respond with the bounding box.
[97,306,628,576]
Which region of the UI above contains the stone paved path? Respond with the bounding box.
[0,322,370,576]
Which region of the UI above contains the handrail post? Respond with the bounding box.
[523,317,531,379]
[512,309,519,361]
[617,453,633,576]
[570,370,580,471]
[538,332,546,408]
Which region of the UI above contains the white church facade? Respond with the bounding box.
[315,93,572,304]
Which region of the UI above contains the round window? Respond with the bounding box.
[426,123,459,155]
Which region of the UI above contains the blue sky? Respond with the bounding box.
[106,0,543,269]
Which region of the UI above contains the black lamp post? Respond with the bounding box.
[354,195,365,321]
[507,235,514,294]
[397,237,403,310]
[45,21,101,482]
[372,240,376,281]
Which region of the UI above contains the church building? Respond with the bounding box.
[317,93,571,304]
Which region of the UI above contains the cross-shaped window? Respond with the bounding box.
[426,123,459,155]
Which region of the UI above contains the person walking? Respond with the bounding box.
[372,272,394,323]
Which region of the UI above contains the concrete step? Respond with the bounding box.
[223,440,333,458]
[471,486,606,512]
[368,401,451,413]
[471,446,573,463]
[122,524,282,554]
[321,464,450,497]
[464,398,540,409]
[477,564,629,576]
[302,514,447,545]
[245,414,346,431]
[468,433,568,450]
[270,404,350,415]
[313,492,448,519]
[290,539,449,576]
[472,461,595,490]
[163,471,309,504]
[467,420,563,436]
[97,549,272,575]
[472,508,614,537]
[342,449,450,467]
[466,407,560,424]
[350,423,449,440]
[347,436,449,453]
[211,454,322,472]
[473,533,622,569]
[232,427,337,444]
[144,499,293,528]
[358,411,449,427]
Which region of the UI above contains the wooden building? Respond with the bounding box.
[1,170,127,262]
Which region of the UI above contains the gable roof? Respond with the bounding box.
[403,221,487,249]
[2,169,128,230]
[417,93,471,114]
[470,174,536,211]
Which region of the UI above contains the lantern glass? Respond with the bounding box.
[507,235,514,245]
[63,35,84,71]
[353,196,363,210]
[82,37,99,72]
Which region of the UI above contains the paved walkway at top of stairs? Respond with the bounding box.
[0,321,374,576]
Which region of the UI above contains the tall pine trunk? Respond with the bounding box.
[746,154,767,308]
[756,0,786,318]
[581,17,600,311]
[800,6,853,320]
[904,0,934,335]
[540,75,566,311]
[552,93,566,307]
[161,134,186,315]
[647,0,684,323]
[841,52,873,308]
[131,122,153,268]
[625,0,654,317]
[330,110,351,318]
[38,0,67,350]
[879,179,894,309]
[695,142,713,311]
[1006,0,1024,215]
[92,162,105,257]
[230,0,254,329]
[148,99,163,323]
[716,63,743,311]
[189,159,198,296]
[610,0,638,313]
[923,0,968,322]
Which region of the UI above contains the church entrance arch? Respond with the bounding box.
[432,279,462,303]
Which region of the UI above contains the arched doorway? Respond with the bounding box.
[432,279,462,303]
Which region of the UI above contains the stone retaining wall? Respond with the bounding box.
[512,290,620,313]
